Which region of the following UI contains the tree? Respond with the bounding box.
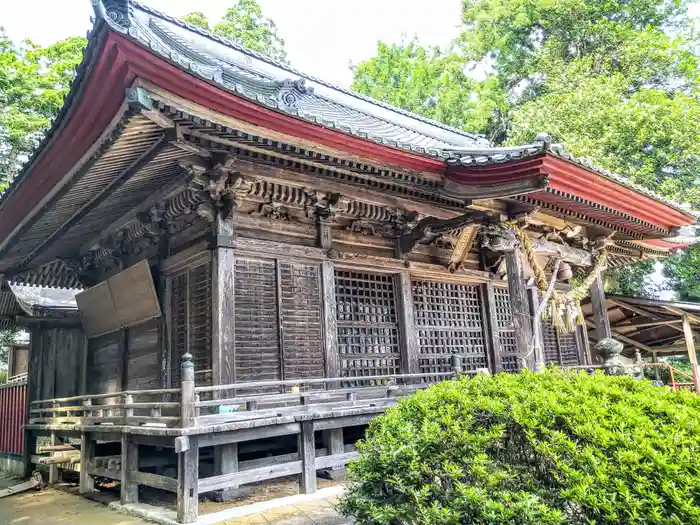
[181,11,210,31]
[183,0,287,62]
[351,0,700,298]
[664,245,700,300]
[352,40,506,140]
[605,260,660,299]
[0,32,86,190]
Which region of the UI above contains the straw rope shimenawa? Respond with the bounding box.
[505,221,608,333]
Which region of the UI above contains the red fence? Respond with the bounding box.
[0,381,26,455]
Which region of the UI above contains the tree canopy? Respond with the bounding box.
[0,32,86,191]
[352,0,700,299]
[183,0,287,62]
[0,0,288,192]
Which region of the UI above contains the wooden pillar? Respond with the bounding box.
[211,215,238,499]
[23,325,40,477]
[397,272,419,374]
[590,273,611,341]
[652,352,662,382]
[120,434,139,504]
[504,250,533,369]
[321,261,339,379]
[211,230,236,387]
[682,314,700,394]
[177,438,199,524]
[482,282,503,373]
[299,421,317,494]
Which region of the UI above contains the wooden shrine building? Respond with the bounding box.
[0,1,695,522]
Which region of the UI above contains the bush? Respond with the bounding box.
[338,369,700,524]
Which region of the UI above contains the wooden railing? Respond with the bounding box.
[29,353,468,429]
[30,388,181,427]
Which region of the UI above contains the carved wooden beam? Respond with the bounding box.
[447,226,479,273]
[398,210,491,257]
[481,224,594,267]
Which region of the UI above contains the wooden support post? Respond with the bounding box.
[320,428,345,480]
[321,261,339,380]
[652,352,661,382]
[682,314,700,395]
[482,282,502,373]
[120,434,139,504]
[299,421,316,494]
[590,273,611,342]
[177,437,199,524]
[397,272,419,374]
[48,406,59,485]
[79,431,95,494]
[213,443,239,500]
[180,354,195,428]
[504,250,533,369]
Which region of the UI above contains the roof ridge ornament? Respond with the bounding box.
[275,78,314,111]
[92,0,133,32]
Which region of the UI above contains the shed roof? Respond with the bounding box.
[0,281,78,330]
[581,295,700,356]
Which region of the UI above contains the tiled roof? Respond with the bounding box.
[128,0,486,153]
[445,133,693,216]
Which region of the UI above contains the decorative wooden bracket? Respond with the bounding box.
[398,210,492,257]
[447,226,480,273]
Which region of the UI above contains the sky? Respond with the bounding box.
[0,0,462,87]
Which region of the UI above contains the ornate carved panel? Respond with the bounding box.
[412,280,488,375]
[335,270,401,379]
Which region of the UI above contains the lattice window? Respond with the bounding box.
[542,324,581,367]
[189,263,212,386]
[412,280,488,375]
[280,262,325,380]
[167,263,212,387]
[493,287,521,372]
[542,324,559,365]
[234,258,281,383]
[335,270,401,378]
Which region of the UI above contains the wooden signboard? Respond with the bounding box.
[76,260,161,338]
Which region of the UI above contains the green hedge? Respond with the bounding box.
[339,369,700,524]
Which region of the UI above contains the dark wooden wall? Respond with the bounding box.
[26,323,85,404]
[86,318,162,397]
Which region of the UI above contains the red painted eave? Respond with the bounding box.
[0,34,135,242]
[644,239,693,250]
[448,154,695,231]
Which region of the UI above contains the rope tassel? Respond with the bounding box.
[506,222,608,333]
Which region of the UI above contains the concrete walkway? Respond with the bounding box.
[215,494,352,525]
[0,486,149,525]
[0,473,351,525]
